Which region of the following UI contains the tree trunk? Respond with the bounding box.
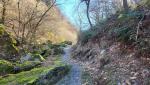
[123,0,129,12]
[2,0,6,24]
[86,0,93,28]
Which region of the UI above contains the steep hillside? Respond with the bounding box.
[72,1,150,85]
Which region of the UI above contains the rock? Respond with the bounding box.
[14,61,41,73]
[31,65,70,85]
[98,49,110,68]
[20,53,32,63]
[31,54,45,62]
[21,53,45,62]
[13,66,21,73]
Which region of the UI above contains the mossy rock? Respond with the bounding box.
[0,60,41,75]
[31,54,45,62]
[58,41,72,47]
[30,65,70,85]
[0,56,63,85]
[53,47,64,55]
[59,43,67,47]
[0,60,14,75]
[0,25,19,60]
[63,41,72,45]
[14,61,41,73]
[51,44,61,49]
[41,49,51,57]
[21,53,45,62]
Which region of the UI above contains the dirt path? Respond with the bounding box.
[56,47,82,85]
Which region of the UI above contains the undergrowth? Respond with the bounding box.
[79,6,150,57]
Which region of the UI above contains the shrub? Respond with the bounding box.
[110,27,134,43]
[118,11,143,20]
[80,30,97,44]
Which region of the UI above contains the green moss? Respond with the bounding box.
[0,60,14,74]
[17,61,41,68]
[0,25,4,36]
[31,65,71,85]
[0,24,19,60]
[14,61,41,73]
[43,49,51,57]
[53,56,63,66]
[0,57,63,85]
[0,66,53,85]
[10,37,17,45]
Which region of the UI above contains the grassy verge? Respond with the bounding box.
[0,57,68,85]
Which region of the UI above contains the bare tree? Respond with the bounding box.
[123,0,129,12]
[81,0,93,28]
[1,0,10,24]
[1,0,57,48]
[30,0,56,43]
